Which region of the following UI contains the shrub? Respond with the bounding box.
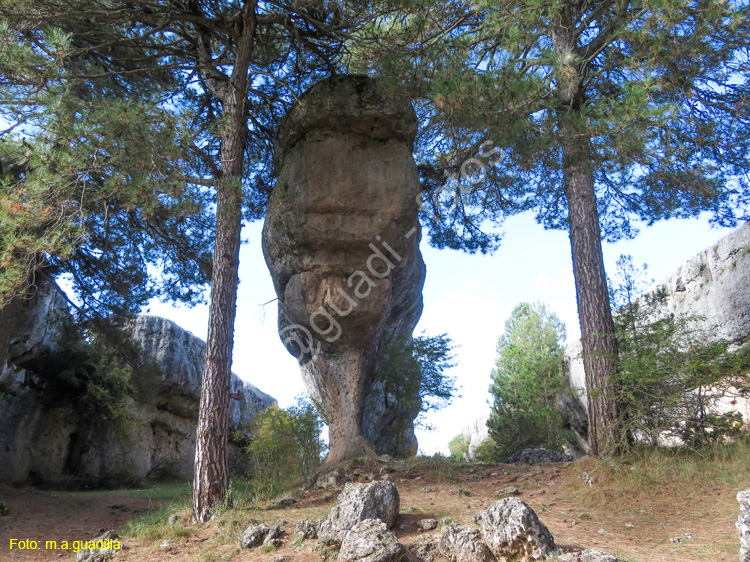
[611,255,750,449]
[241,395,326,499]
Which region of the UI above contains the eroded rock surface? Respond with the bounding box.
[565,221,750,421]
[439,523,496,562]
[318,481,400,545]
[338,519,405,562]
[473,498,555,561]
[0,284,275,484]
[263,75,425,462]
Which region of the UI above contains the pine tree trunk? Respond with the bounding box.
[562,139,621,457]
[192,0,256,523]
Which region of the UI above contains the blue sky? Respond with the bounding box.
[148,212,737,455]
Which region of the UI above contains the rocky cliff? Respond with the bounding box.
[263,75,426,462]
[0,284,275,485]
[565,220,750,413]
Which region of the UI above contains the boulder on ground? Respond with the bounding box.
[407,534,441,562]
[75,530,120,562]
[506,448,573,464]
[417,518,438,531]
[318,481,400,545]
[240,522,270,549]
[439,523,496,562]
[295,518,318,540]
[338,518,405,562]
[473,498,555,561]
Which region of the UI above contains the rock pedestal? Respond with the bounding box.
[262,75,425,462]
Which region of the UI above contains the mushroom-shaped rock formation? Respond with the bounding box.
[262,75,426,463]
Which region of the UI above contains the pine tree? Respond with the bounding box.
[487,302,569,460]
[352,0,750,456]
[1,0,364,520]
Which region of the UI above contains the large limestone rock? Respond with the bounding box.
[318,481,401,545]
[263,75,425,462]
[125,315,275,430]
[473,498,555,561]
[0,284,275,484]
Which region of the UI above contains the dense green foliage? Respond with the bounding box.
[611,255,750,449]
[0,17,214,317]
[239,396,325,499]
[486,302,572,460]
[353,0,750,247]
[374,331,458,427]
[351,0,750,457]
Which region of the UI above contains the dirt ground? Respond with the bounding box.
[0,458,741,562]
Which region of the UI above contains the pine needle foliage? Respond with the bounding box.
[487,302,572,460]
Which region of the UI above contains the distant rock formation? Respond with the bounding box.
[0,283,274,485]
[263,75,426,462]
[565,220,750,418]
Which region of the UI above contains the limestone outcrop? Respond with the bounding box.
[262,75,425,462]
[565,220,750,420]
[0,283,274,484]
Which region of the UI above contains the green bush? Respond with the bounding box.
[486,302,573,461]
[611,255,750,449]
[448,433,469,460]
[241,395,326,499]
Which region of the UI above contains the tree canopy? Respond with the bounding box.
[352,0,750,455]
[487,302,570,460]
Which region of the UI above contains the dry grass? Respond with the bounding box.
[2,441,748,561]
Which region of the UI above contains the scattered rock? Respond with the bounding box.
[240,522,270,549]
[451,487,470,496]
[597,528,614,538]
[557,550,623,562]
[416,518,438,531]
[506,449,574,464]
[159,539,171,550]
[473,498,555,561]
[295,518,318,540]
[580,472,594,487]
[407,534,441,562]
[0,501,8,516]
[421,487,436,493]
[316,467,350,489]
[318,481,400,545]
[267,497,296,510]
[494,487,519,497]
[338,518,405,562]
[263,520,285,545]
[439,523,496,562]
[669,532,693,544]
[75,530,121,562]
[167,514,180,525]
